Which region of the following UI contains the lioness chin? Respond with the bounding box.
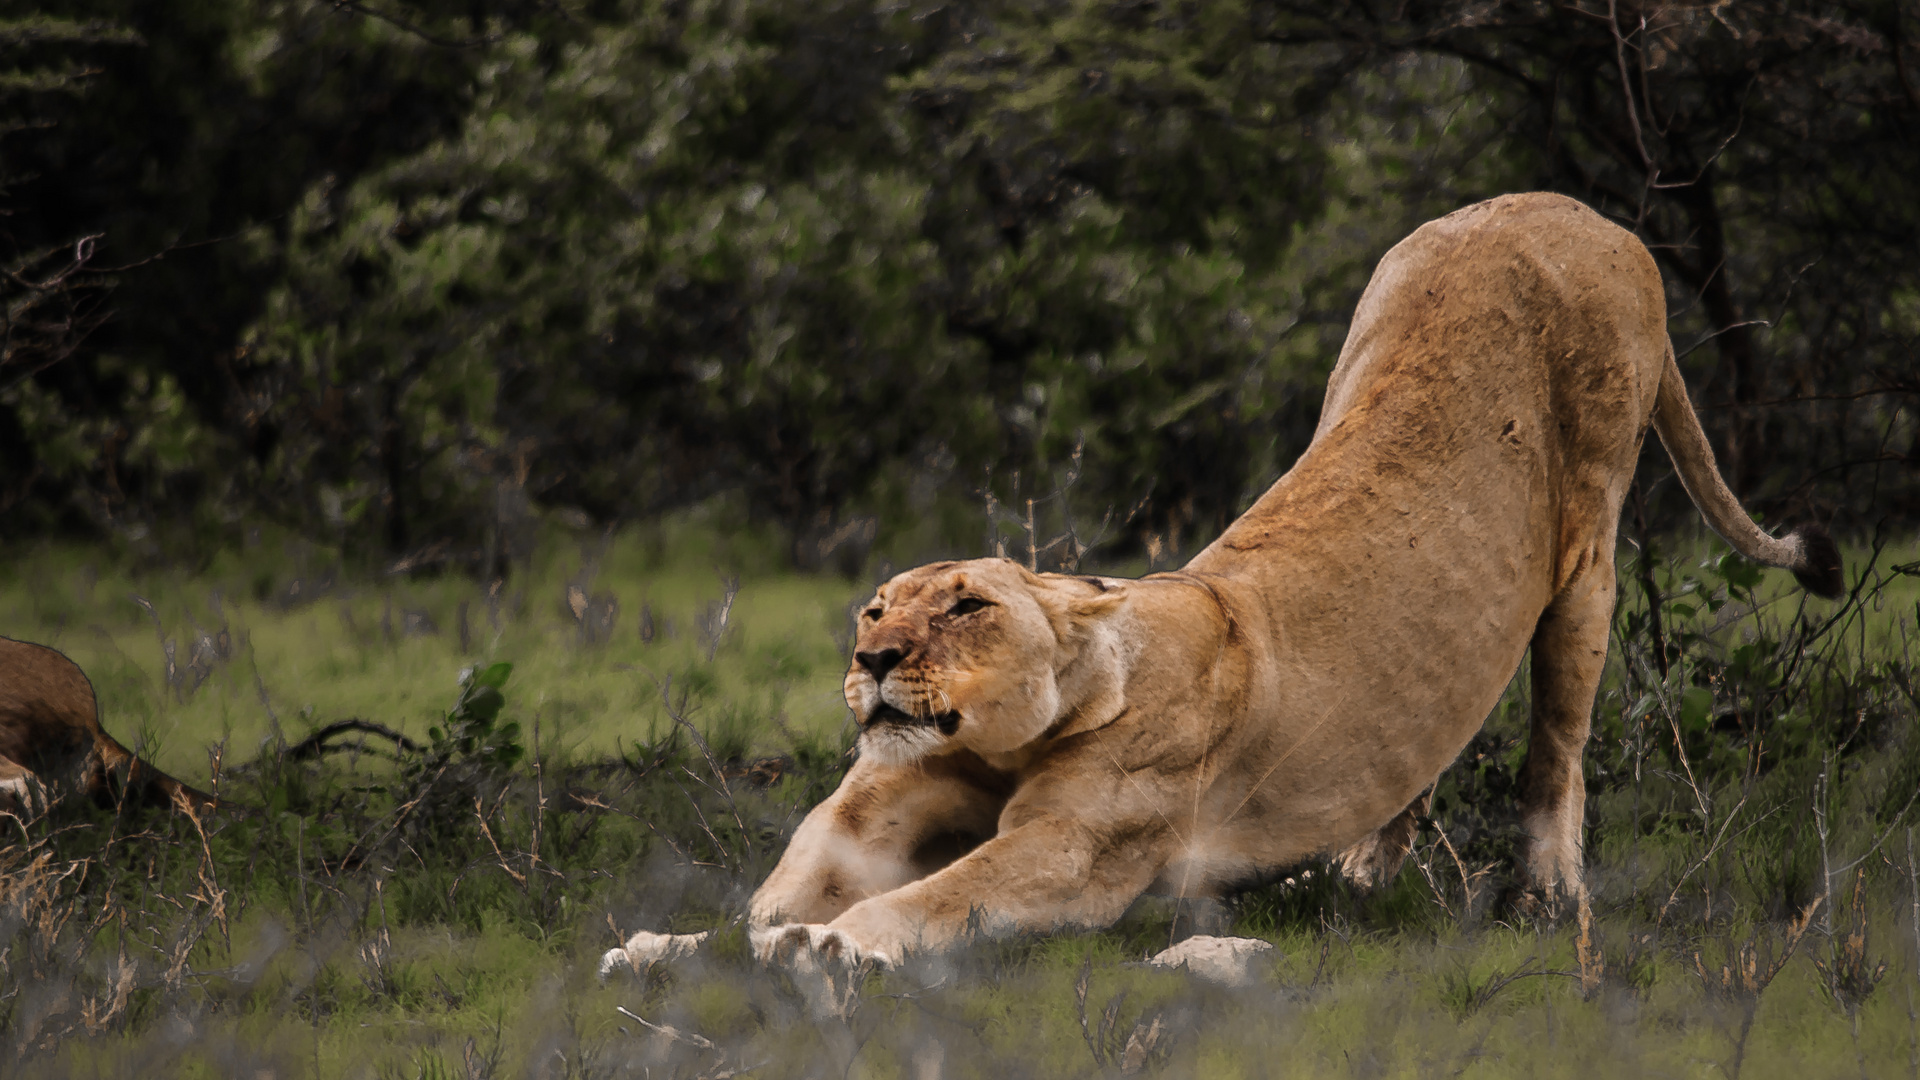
[607,192,1841,975]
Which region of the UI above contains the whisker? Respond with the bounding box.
[1090,726,1187,848]
[1202,699,1342,841]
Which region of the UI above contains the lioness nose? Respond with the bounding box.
[855,646,907,680]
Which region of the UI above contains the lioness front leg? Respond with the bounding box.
[810,813,1164,962]
[608,754,1007,976]
[748,753,1009,928]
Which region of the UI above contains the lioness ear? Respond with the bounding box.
[1034,573,1127,638]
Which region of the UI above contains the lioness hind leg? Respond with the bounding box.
[1515,552,1616,911]
[1334,787,1433,889]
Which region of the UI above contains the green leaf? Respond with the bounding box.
[474,662,513,690]
[1680,686,1715,733]
[458,685,506,723]
[1716,550,1763,592]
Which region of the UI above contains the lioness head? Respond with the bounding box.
[845,558,1127,766]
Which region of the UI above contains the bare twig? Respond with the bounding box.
[474,797,527,889]
[1657,795,1766,928]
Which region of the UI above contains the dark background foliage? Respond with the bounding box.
[1,0,1915,568]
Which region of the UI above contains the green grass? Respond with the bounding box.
[2,520,1919,1078]
[0,514,872,784]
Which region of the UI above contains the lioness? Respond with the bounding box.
[0,636,218,816]
[608,192,1840,972]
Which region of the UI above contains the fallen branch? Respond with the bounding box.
[283,719,423,761]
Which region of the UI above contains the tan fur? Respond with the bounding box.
[0,636,217,817]
[734,193,1836,966]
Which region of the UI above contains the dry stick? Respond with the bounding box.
[1907,827,1919,1080]
[980,471,1006,558]
[295,815,311,934]
[671,770,740,873]
[655,674,755,868]
[1655,797,1772,929]
[1050,436,1099,573]
[1431,817,1487,916]
[1719,897,1823,1080]
[473,797,527,889]
[1576,890,1604,999]
[282,719,423,761]
[569,790,719,869]
[1606,0,1659,222]
[617,1005,718,1050]
[702,578,739,664]
[1025,498,1038,571]
[1463,957,1579,1015]
[1830,788,1920,885]
[1408,840,1456,922]
[1634,647,1713,824]
[1809,782,1920,1011]
[1630,480,1669,678]
[531,717,547,887]
[336,763,447,873]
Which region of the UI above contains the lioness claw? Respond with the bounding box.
[750,924,890,972]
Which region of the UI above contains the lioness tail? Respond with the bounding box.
[1650,343,1844,599]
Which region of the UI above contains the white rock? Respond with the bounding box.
[1145,935,1274,988]
[598,930,712,978]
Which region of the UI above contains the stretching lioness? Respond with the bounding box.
[0,636,218,816]
[607,192,1840,972]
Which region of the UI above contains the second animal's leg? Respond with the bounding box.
[1515,549,1616,910]
[0,753,44,819]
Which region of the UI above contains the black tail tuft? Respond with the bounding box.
[1788,523,1845,599]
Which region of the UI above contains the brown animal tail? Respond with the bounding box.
[1651,342,1845,599]
[143,763,222,814]
[94,737,222,813]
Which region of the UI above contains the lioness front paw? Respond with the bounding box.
[749,923,892,971]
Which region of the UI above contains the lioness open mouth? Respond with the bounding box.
[868,702,961,735]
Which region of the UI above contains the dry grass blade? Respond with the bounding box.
[1693,897,1825,1080]
[1815,869,1889,1015]
[474,797,527,889]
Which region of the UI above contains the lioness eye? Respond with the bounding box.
[948,597,989,616]
[863,607,882,620]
